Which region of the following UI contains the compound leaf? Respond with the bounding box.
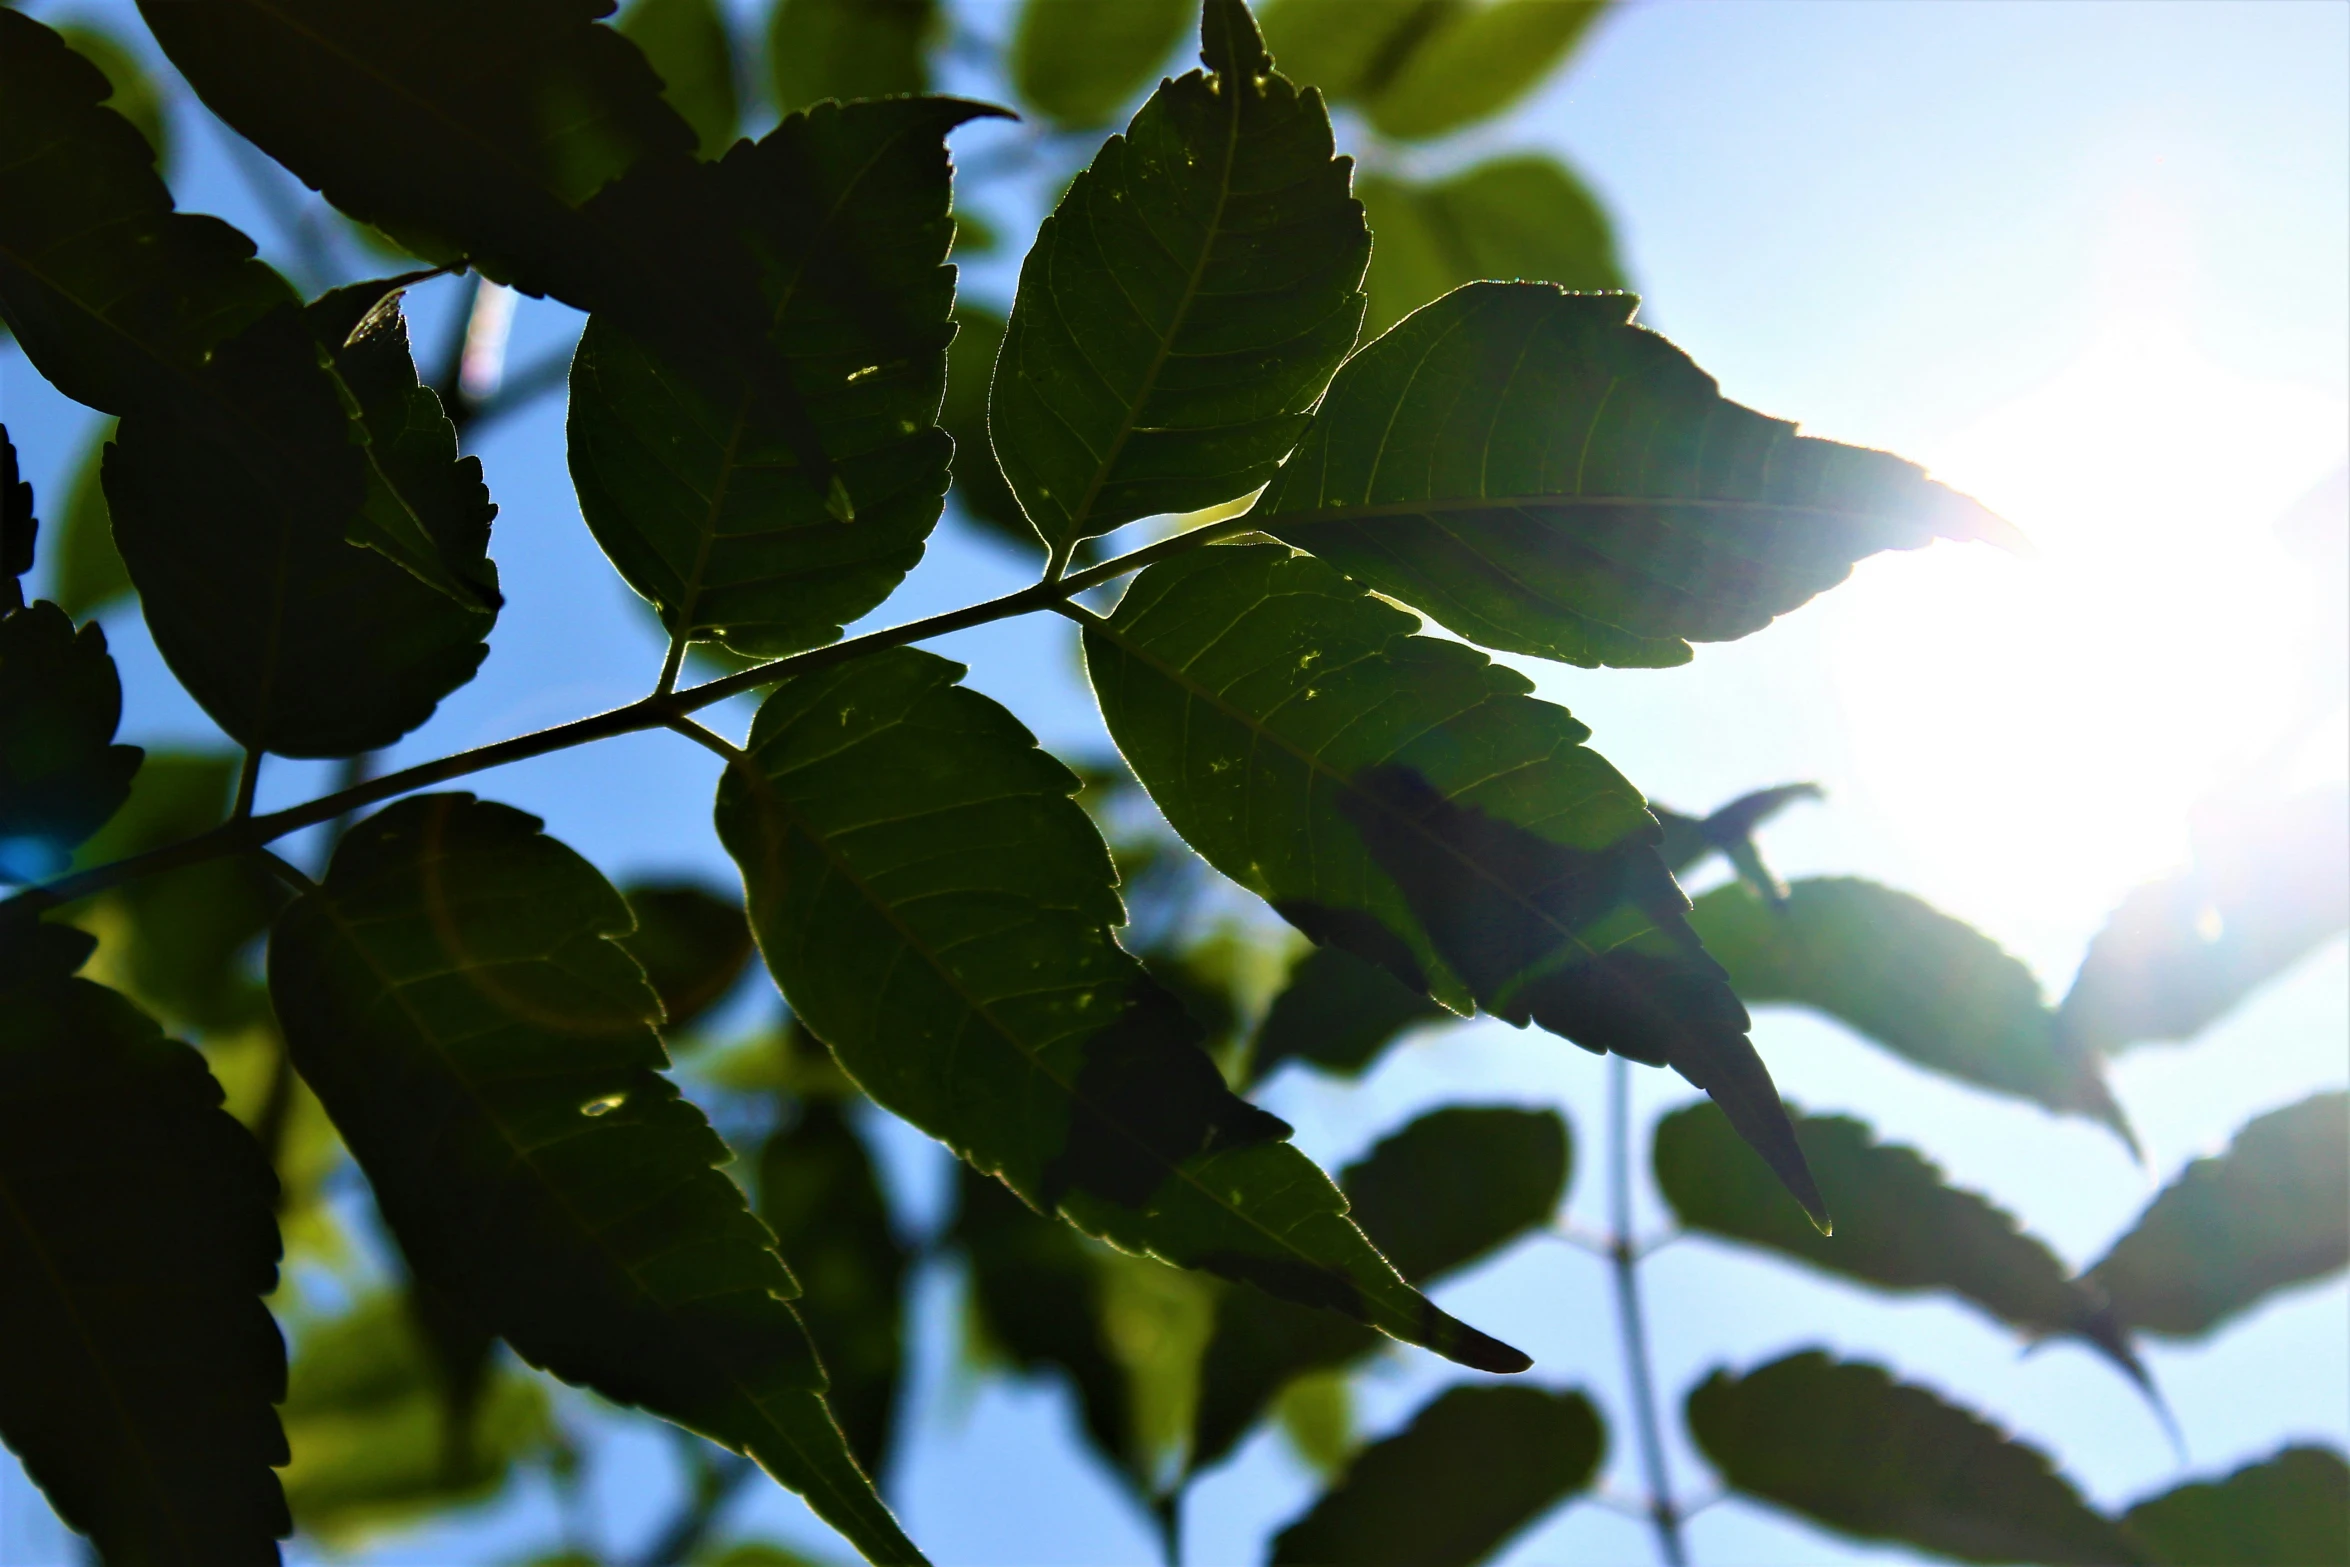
[267,795,919,1566]
[1361,0,1608,141]
[2085,1091,2348,1339]
[620,882,756,1035]
[2119,1445,2350,1567]
[715,646,1523,1374]
[1011,0,1195,131]
[1356,155,1623,339]
[1269,1384,1603,1567]
[0,923,289,1566]
[1260,283,2012,668]
[1245,944,1446,1086]
[1686,1351,2137,1566]
[621,0,740,159]
[990,0,1368,558]
[768,0,937,115]
[1686,877,2131,1145]
[0,602,141,882]
[1085,544,1821,1221]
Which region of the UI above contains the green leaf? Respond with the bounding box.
[267,795,922,1566]
[622,0,741,159]
[1245,944,1447,1086]
[1,423,31,603]
[1653,1101,2144,1383]
[2085,1091,2348,1339]
[940,304,1036,557]
[1259,284,2013,668]
[1686,877,2132,1145]
[2059,787,2350,1056]
[0,601,143,881]
[51,22,173,173]
[1255,0,1446,105]
[768,0,937,116]
[621,882,757,1035]
[50,421,134,622]
[0,922,290,1566]
[567,98,983,660]
[1355,156,1623,340]
[1362,1,1608,141]
[2120,1445,2350,1567]
[1686,1350,2138,1566]
[715,645,1524,1373]
[1011,0,1195,130]
[1085,544,1822,1221]
[1268,1384,1604,1567]
[990,0,1369,560]
[757,1099,909,1476]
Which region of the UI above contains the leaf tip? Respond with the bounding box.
[1201,0,1271,83]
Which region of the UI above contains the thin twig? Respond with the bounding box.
[233,748,265,822]
[1609,1055,1688,1567]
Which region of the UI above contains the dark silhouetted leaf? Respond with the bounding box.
[1686,877,2132,1144]
[2085,1091,2348,1339]
[2060,787,2350,1057]
[1654,1101,2144,1384]
[622,0,740,159]
[769,0,937,115]
[1,424,31,604]
[1651,782,1822,883]
[0,922,289,1566]
[1246,944,1446,1086]
[621,882,756,1034]
[2120,1445,2350,1567]
[941,304,1035,557]
[1012,0,1194,130]
[568,98,985,660]
[52,23,173,173]
[0,602,142,882]
[1086,545,1821,1221]
[1360,0,1607,140]
[1260,284,2012,668]
[990,0,1368,559]
[1269,1384,1603,1566]
[757,1100,908,1476]
[268,795,920,1565]
[716,646,1523,1373]
[1356,156,1622,339]
[1687,1350,2137,1565]
[50,422,133,622]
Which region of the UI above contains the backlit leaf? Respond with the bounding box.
[941,304,1036,557]
[1012,0,1195,130]
[1651,782,1822,882]
[0,602,140,882]
[1686,1350,2137,1566]
[267,795,920,1566]
[1356,156,1623,339]
[1269,1384,1603,1566]
[1245,944,1446,1086]
[2085,1091,2348,1339]
[621,882,756,1035]
[1362,1,1608,141]
[1255,0,1443,106]
[1085,544,1821,1220]
[622,0,740,159]
[1260,284,2011,668]
[51,23,173,173]
[0,922,289,1566]
[990,0,1368,559]
[2120,1445,2350,1567]
[715,646,1523,1373]
[768,0,937,116]
[49,422,133,622]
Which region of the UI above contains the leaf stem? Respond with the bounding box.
[1609,1054,1688,1567]
[233,748,264,822]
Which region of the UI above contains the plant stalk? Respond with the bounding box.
[1608,1054,1688,1567]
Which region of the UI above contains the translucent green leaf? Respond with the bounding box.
[267,795,921,1566]
[1085,545,1822,1220]
[620,882,756,1035]
[990,0,1369,559]
[1255,0,1446,105]
[940,304,1035,557]
[1356,156,1623,340]
[1687,1351,2137,1566]
[1011,0,1195,130]
[768,0,937,116]
[50,23,173,173]
[2120,1445,2350,1567]
[0,923,289,1566]
[2059,787,2349,1057]
[1,603,140,881]
[622,0,740,159]
[568,99,983,659]
[1260,284,2013,668]
[1245,944,1446,1086]
[50,422,133,622]
[1654,1101,2144,1384]
[1686,877,2132,1145]
[2085,1092,2348,1339]
[1362,0,1608,141]
[715,646,1523,1373]
[1269,1384,1604,1566]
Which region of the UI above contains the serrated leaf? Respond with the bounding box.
[1269,1384,1603,1567]
[1687,876,2132,1144]
[1687,1350,2138,1566]
[568,98,982,660]
[757,1100,908,1476]
[0,601,142,882]
[768,0,937,115]
[1085,544,1821,1220]
[1356,155,1623,340]
[1653,1101,2143,1383]
[50,421,133,622]
[990,0,1369,559]
[51,23,173,174]
[1362,0,1607,140]
[2120,1445,2350,1567]
[0,922,289,1566]
[940,304,1036,557]
[1245,944,1446,1086]
[267,795,921,1566]
[621,882,756,1035]
[716,645,1523,1373]
[1011,0,1195,130]
[622,0,740,159]
[2085,1091,2348,1339]
[2060,787,2350,1056]
[1259,283,2011,668]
